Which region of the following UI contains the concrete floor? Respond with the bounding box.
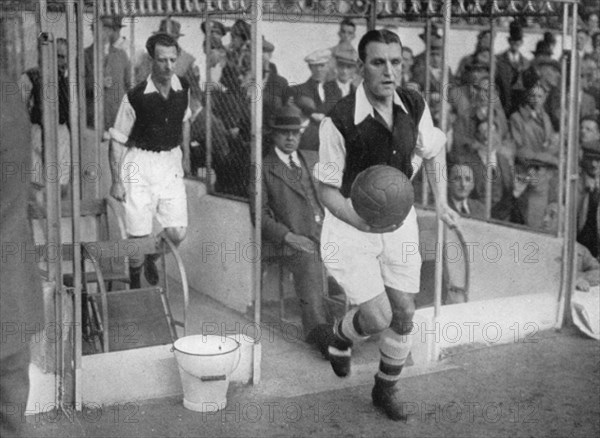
[21,326,600,438]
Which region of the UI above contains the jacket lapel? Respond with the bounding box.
[265,152,305,197]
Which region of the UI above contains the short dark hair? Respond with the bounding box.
[358,29,402,62]
[340,18,355,30]
[146,33,180,58]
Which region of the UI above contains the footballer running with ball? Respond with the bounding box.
[315,29,459,421]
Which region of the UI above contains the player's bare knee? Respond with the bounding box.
[389,297,415,334]
[359,294,393,333]
[165,227,186,245]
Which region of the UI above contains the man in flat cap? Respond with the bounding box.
[288,48,337,151]
[85,16,132,133]
[496,20,530,116]
[323,43,358,105]
[325,18,357,82]
[248,103,332,358]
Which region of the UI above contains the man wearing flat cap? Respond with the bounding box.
[323,43,358,105]
[496,20,530,116]
[288,48,338,151]
[577,116,600,257]
[248,104,332,358]
[85,16,132,132]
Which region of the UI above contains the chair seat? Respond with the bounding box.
[63,271,129,288]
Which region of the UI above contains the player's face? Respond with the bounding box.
[336,61,356,84]
[273,129,301,154]
[360,42,403,100]
[152,44,178,83]
[448,165,474,201]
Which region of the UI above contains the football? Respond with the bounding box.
[350,165,414,229]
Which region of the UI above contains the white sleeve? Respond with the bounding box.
[414,100,446,160]
[109,94,135,144]
[183,88,192,122]
[313,117,346,189]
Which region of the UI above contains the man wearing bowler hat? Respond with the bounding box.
[248,103,332,358]
[85,16,132,132]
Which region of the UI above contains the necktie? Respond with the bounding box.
[289,154,323,224]
[461,203,469,215]
[289,155,300,172]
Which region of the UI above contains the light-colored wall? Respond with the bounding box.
[178,185,563,314]
[417,210,563,302]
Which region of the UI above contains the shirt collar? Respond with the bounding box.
[144,74,183,94]
[354,82,408,125]
[274,148,299,168]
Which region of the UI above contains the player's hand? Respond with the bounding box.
[284,233,317,253]
[438,203,459,229]
[110,181,126,202]
[575,278,591,292]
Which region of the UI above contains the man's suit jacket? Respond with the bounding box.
[496,50,530,116]
[84,44,131,130]
[288,78,339,151]
[250,149,323,254]
[263,66,289,126]
[323,80,356,108]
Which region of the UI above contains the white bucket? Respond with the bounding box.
[172,335,241,412]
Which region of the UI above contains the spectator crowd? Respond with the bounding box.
[22,12,600,264]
